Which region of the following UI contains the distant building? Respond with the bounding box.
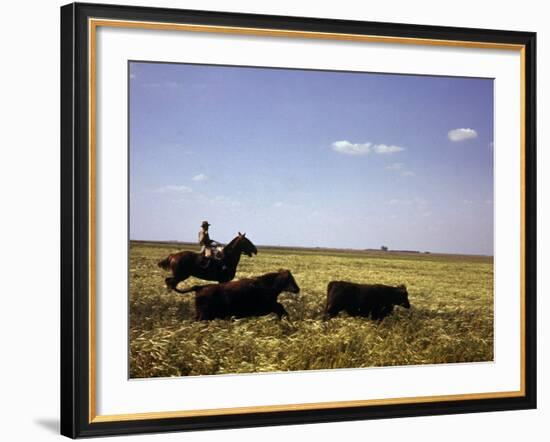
[381,245,388,251]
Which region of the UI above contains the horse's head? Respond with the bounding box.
[235,232,257,257]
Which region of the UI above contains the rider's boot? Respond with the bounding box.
[199,256,210,269]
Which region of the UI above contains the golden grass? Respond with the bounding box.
[129,241,493,378]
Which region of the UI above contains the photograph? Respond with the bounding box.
[128,61,495,378]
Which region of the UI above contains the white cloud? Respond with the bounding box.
[463,199,474,205]
[372,144,405,154]
[385,162,404,171]
[156,185,193,194]
[192,173,208,182]
[331,140,372,155]
[448,128,478,142]
[331,140,404,156]
[273,201,284,208]
[401,171,416,177]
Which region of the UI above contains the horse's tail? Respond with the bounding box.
[174,284,214,295]
[157,255,172,270]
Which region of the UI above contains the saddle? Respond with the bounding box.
[199,246,225,269]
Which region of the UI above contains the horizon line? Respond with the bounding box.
[129,238,494,258]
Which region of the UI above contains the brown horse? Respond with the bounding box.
[157,232,257,291]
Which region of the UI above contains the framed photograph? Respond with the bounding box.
[60,2,536,438]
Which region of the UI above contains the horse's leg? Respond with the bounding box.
[169,266,192,291]
[166,274,191,291]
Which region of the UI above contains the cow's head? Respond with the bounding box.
[397,284,410,309]
[279,269,300,294]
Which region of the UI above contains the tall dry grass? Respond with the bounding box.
[129,242,493,378]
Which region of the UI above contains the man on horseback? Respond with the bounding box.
[198,220,224,269]
[158,231,257,288]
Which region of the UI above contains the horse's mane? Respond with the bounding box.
[223,234,255,257]
[223,234,242,254]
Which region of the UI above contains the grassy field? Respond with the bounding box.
[129,241,493,378]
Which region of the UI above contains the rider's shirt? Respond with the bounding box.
[199,229,213,255]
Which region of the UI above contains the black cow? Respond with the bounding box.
[325,281,410,320]
[178,270,300,320]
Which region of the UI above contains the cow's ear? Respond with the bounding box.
[243,232,246,237]
[238,231,242,236]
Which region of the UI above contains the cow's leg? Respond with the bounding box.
[165,277,177,291]
[373,305,392,321]
[273,302,288,319]
[324,303,339,320]
[195,309,210,321]
[371,306,387,321]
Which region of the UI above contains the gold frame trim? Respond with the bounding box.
[88,18,527,424]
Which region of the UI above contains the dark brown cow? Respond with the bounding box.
[325,281,410,320]
[178,270,300,320]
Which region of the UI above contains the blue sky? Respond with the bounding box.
[129,62,494,255]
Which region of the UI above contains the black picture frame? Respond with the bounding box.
[61,2,537,438]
